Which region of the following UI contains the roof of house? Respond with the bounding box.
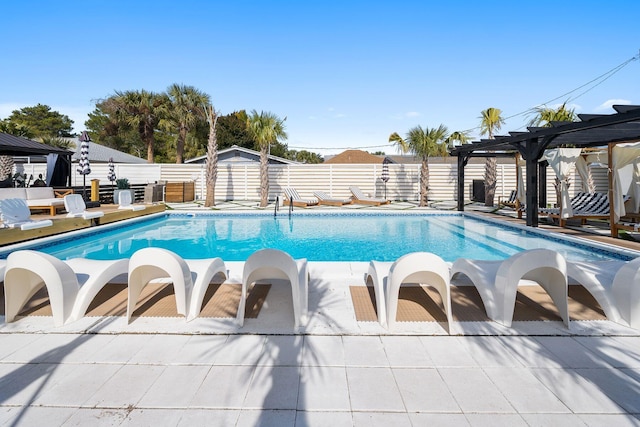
[185,145,298,165]
[0,133,73,156]
[69,138,147,164]
[323,150,386,164]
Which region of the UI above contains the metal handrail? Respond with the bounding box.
[274,196,279,217]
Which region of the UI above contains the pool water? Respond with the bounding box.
[23,213,633,262]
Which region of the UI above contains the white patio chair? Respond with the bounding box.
[367,252,452,330]
[118,190,145,211]
[451,248,569,328]
[64,194,104,220]
[4,250,128,326]
[0,198,53,230]
[349,186,389,205]
[238,248,308,329]
[283,187,318,207]
[127,247,226,322]
[567,257,640,329]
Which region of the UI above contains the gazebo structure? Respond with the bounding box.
[450,105,640,234]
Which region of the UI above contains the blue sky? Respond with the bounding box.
[1,0,638,156]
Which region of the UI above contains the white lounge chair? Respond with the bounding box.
[118,190,145,211]
[127,247,226,322]
[4,250,128,326]
[313,191,353,206]
[451,248,569,328]
[64,194,104,220]
[349,186,389,206]
[0,198,53,230]
[367,252,452,330]
[238,248,308,328]
[567,257,640,329]
[283,187,318,207]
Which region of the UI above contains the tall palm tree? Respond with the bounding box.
[247,110,288,207]
[445,130,471,149]
[166,84,210,163]
[105,90,169,163]
[479,107,505,206]
[204,104,219,207]
[527,102,577,128]
[389,124,449,206]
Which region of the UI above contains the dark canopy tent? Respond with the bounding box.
[0,132,73,186]
[450,105,640,228]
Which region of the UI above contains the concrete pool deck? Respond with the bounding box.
[1,201,639,425]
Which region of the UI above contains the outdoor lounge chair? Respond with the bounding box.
[4,250,128,326]
[451,248,569,328]
[118,190,145,211]
[64,194,104,220]
[313,191,353,206]
[237,248,308,329]
[366,252,452,330]
[0,198,53,230]
[283,187,318,207]
[127,247,227,322]
[498,190,518,209]
[567,257,640,329]
[349,186,390,205]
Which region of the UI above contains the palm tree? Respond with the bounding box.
[445,130,471,149]
[479,107,505,206]
[389,124,449,206]
[166,84,210,163]
[527,102,577,128]
[204,104,219,207]
[105,90,169,163]
[247,110,288,207]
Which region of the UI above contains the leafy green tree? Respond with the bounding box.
[247,110,288,207]
[166,84,210,163]
[0,120,34,138]
[285,149,323,163]
[389,124,449,206]
[4,104,73,138]
[479,107,505,206]
[102,90,169,163]
[527,102,577,128]
[216,111,254,150]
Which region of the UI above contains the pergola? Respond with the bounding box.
[0,132,73,186]
[450,105,640,229]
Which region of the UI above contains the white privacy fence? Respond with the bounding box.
[16,161,610,205]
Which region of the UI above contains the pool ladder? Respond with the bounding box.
[273,196,293,218]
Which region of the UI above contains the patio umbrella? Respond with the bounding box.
[381,157,390,199]
[77,131,92,200]
[107,157,117,201]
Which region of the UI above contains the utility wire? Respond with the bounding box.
[291,52,639,151]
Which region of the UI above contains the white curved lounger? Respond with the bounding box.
[4,251,127,326]
[0,198,52,230]
[238,249,308,329]
[118,190,145,211]
[568,257,640,329]
[366,261,392,328]
[127,248,192,322]
[64,194,104,220]
[451,248,569,328]
[378,252,452,330]
[186,258,227,322]
[64,258,129,322]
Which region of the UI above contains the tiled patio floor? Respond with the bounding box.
[1,201,639,426]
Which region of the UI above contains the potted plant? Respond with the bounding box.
[113,178,134,204]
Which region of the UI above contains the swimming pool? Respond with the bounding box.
[6,212,636,262]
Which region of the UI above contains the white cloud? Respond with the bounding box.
[595,98,631,112]
[334,113,346,118]
[405,111,420,118]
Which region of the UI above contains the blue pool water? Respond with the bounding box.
[13,212,634,262]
